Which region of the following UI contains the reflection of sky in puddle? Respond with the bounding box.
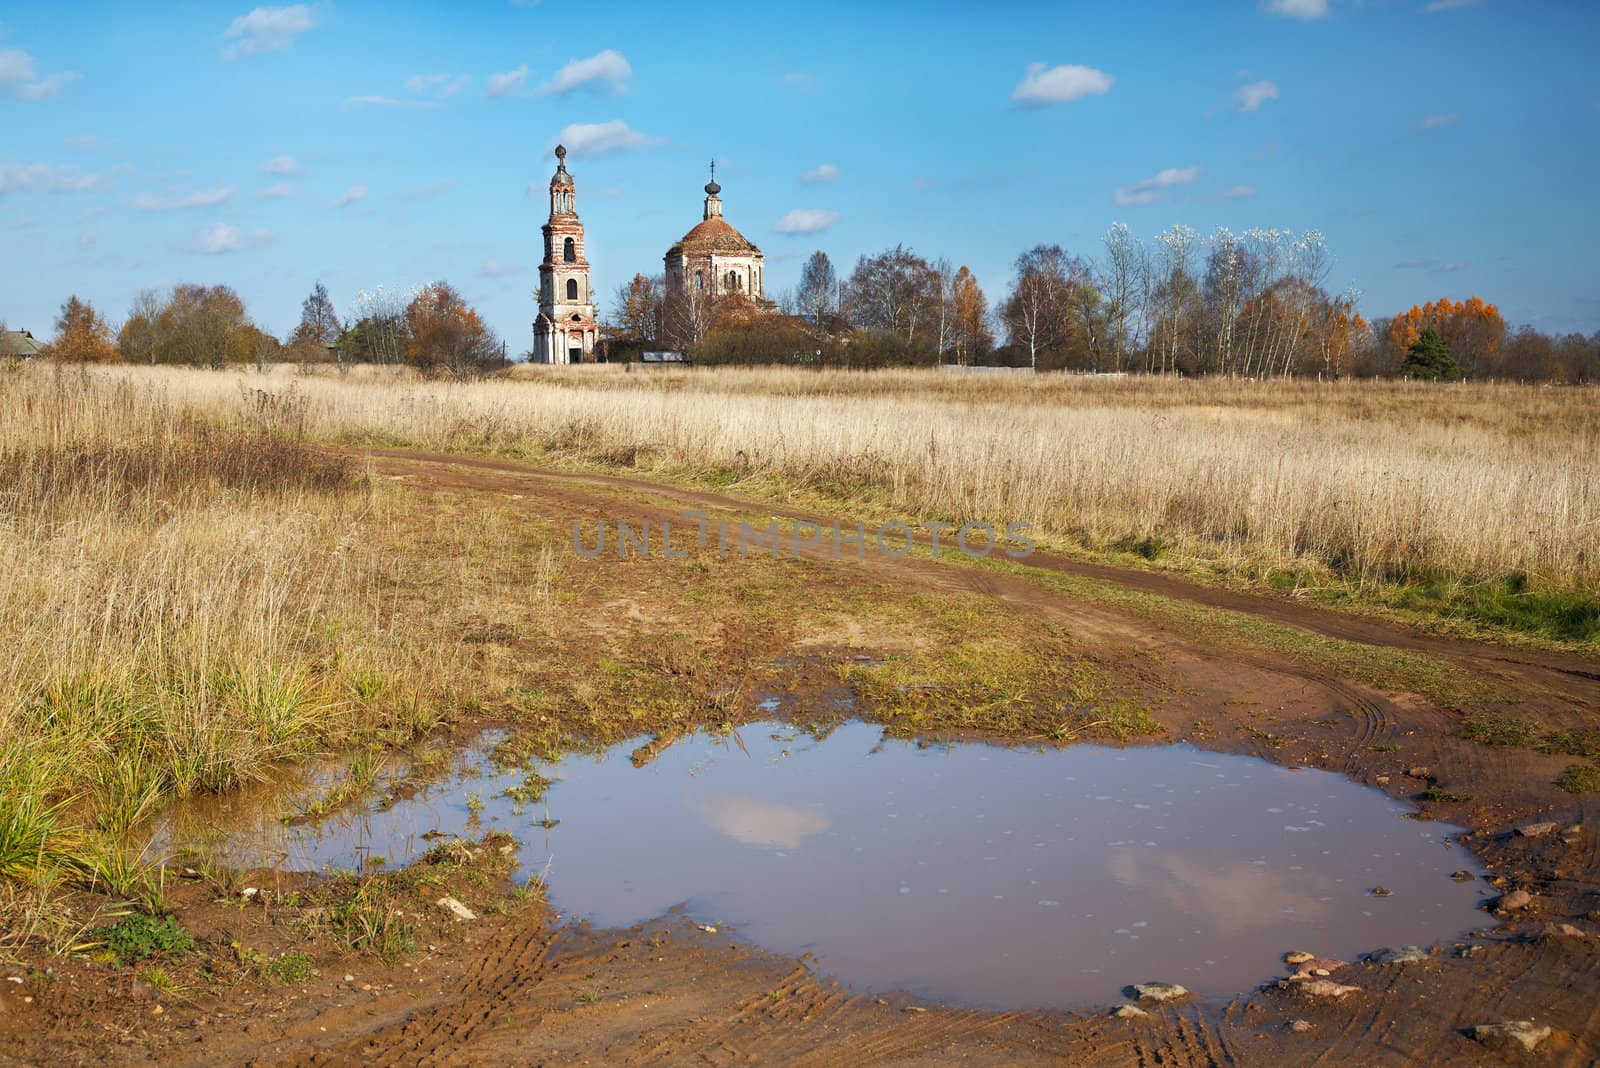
[158,721,1490,1009]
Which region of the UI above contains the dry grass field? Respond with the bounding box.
[75,361,1600,605]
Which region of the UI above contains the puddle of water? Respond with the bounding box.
[158,721,1489,1009]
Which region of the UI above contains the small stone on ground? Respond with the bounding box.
[1470,1020,1552,1052]
[1497,889,1534,912]
[1367,946,1429,965]
[436,896,477,922]
[1112,1004,1147,1018]
[1130,982,1188,1003]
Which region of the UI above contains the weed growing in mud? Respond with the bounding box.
[1555,765,1600,794]
[142,966,179,995]
[266,951,315,985]
[1456,717,1600,758]
[90,913,195,965]
[329,881,416,962]
[1420,786,1474,804]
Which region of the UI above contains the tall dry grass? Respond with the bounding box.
[70,362,1600,592]
[0,367,467,889]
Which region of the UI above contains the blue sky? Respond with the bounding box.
[3,0,1597,348]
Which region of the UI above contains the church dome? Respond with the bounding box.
[670,216,759,255]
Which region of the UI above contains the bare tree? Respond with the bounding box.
[1101,223,1143,373]
[795,250,838,333]
[846,245,938,349]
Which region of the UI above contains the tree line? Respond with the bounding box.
[603,224,1599,382]
[27,279,508,377]
[15,223,1600,382]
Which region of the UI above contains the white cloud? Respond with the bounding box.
[0,48,80,99]
[1114,166,1202,207]
[782,71,812,88]
[773,209,839,235]
[1010,63,1113,106]
[800,163,839,184]
[223,5,316,60]
[541,49,631,95]
[486,63,529,98]
[406,72,470,98]
[257,182,296,199]
[1221,185,1258,199]
[1263,0,1328,17]
[78,232,97,252]
[333,184,367,208]
[133,186,238,212]
[1235,79,1279,113]
[1396,258,1430,269]
[1418,111,1460,129]
[184,222,273,254]
[1424,0,1478,10]
[260,153,300,175]
[481,258,521,278]
[550,120,658,155]
[0,163,109,195]
[1442,260,1469,272]
[341,95,443,110]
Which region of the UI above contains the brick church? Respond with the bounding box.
[664,163,766,303]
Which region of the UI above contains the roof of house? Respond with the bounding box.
[668,217,761,256]
[0,330,44,357]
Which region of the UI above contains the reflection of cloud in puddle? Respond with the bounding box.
[1107,849,1328,931]
[684,793,829,849]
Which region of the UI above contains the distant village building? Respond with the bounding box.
[531,145,598,364]
[0,329,44,360]
[664,163,766,303]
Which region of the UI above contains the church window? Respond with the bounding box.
[695,270,704,291]
[563,237,576,262]
[567,278,579,300]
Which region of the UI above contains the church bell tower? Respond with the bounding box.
[532,145,597,363]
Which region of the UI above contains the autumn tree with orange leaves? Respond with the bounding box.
[949,266,992,366]
[1383,296,1505,376]
[47,295,121,363]
[405,281,499,377]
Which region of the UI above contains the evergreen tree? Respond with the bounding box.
[1401,326,1462,380]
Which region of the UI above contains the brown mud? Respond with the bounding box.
[4,446,1597,1066]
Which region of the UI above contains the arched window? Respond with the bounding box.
[566,278,579,301]
[563,237,575,263]
[695,270,704,291]
[727,270,740,291]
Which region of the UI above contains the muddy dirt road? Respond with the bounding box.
[9,448,1598,1066]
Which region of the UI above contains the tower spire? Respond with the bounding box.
[703,157,722,220]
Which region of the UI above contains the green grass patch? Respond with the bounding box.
[1456,715,1542,748]
[1456,716,1600,758]
[1555,764,1600,794]
[90,913,195,965]
[266,951,315,985]
[330,880,416,962]
[1386,570,1600,644]
[1420,786,1474,803]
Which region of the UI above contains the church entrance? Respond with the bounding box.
[568,347,583,364]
